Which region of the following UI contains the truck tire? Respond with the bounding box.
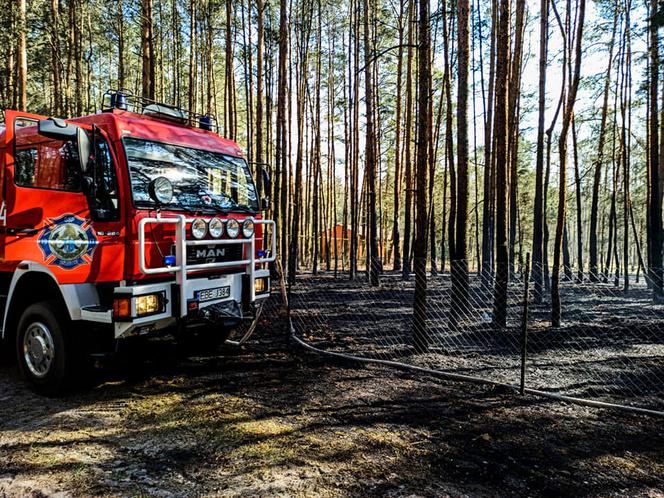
[16,301,73,396]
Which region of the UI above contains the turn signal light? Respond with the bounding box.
[113,297,131,319]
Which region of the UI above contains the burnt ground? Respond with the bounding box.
[0,289,663,497]
[289,273,664,412]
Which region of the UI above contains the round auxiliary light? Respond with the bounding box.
[242,218,255,238]
[148,176,174,205]
[209,217,224,238]
[191,218,207,240]
[226,218,240,238]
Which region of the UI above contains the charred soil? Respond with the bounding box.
[0,298,662,497]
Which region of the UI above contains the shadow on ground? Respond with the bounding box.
[0,304,663,497]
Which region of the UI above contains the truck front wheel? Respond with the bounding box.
[16,301,72,396]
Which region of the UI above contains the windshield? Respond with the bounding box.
[124,137,259,213]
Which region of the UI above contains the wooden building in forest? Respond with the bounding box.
[320,224,365,262]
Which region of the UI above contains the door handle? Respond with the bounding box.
[7,227,39,236]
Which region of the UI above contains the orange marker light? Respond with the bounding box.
[113,297,131,319]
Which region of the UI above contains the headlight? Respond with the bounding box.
[148,176,174,205]
[135,293,164,316]
[242,218,255,238]
[226,218,240,238]
[254,277,269,294]
[209,217,224,238]
[191,218,207,239]
[113,293,165,320]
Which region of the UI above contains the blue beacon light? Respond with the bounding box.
[110,91,128,110]
[199,115,214,131]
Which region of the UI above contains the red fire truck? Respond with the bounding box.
[0,91,275,394]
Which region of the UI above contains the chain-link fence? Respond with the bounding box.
[285,260,664,415]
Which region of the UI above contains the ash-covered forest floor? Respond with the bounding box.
[290,272,664,412]
[0,294,663,497]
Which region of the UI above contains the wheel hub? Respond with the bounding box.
[23,322,55,378]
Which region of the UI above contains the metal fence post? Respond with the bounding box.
[520,253,531,395]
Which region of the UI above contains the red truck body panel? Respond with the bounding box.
[1,109,262,285]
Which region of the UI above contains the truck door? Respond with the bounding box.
[2,111,125,284]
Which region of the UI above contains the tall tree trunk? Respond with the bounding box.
[118,0,125,90]
[256,0,265,192]
[629,200,647,279]
[430,85,445,276]
[364,0,380,286]
[552,0,585,327]
[452,0,470,323]
[532,0,549,304]
[402,0,415,280]
[507,0,525,279]
[588,4,618,282]
[5,2,16,110]
[51,0,62,115]
[288,0,311,284]
[17,0,26,111]
[572,117,583,282]
[392,4,405,272]
[543,0,567,292]
[188,0,197,112]
[141,0,155,100]
[73,0,83,115]
[481,0,497,286]
[491,0,509,328]
[413,0,431,350]
[205,3,215,115]
[276,0,289,271]
[312,2,322,275]
[562,221,572,279]
[623,1,632,291]
[326,19,338,275]
[648,0,663,301]
[225,0,235,139]
[471,1,482,274]
[442,0,455,281]
[350,0,360,279]
[242,1,253,161]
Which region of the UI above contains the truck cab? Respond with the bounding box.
[0,91,275,394]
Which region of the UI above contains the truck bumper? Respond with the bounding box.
[112,269,270,339]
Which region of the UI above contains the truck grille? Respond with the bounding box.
[183,244,244,265]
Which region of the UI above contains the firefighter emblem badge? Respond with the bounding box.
[38,214,98,269]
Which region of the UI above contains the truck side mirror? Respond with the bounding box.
[38,118,77,140]
[259,167,271,211]
[260,167,271,197]
[38,118,91,174]
[76,127,92,174]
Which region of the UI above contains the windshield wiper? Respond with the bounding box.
[226,205,258,215]
[208,202,257,216]
[199,194,256,215]
[135,200,216,215]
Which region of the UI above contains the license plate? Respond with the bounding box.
[195,286,231,302]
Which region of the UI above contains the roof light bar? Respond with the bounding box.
[101,89,219,133]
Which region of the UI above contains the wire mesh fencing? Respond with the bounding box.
[285,259,664,415]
